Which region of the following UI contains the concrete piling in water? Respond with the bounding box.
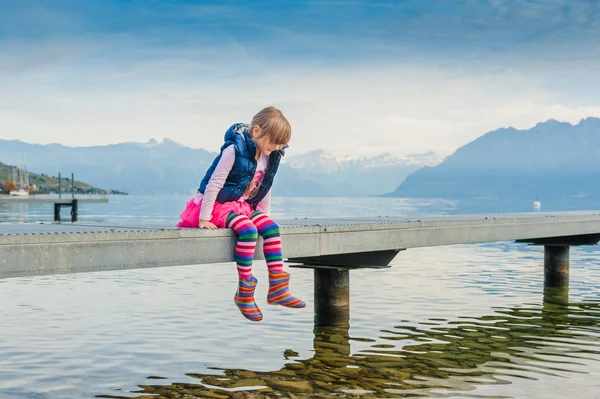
[516,233,600,303]
[314,268,350,327]
[71,199,78,222]
[290,250,400,327]
[544,245,569,288]
[289,250,400,327]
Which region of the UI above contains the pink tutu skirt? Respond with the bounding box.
[176,197,254,229]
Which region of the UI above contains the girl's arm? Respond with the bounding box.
[257,189,271,215]
[200,145,236,223]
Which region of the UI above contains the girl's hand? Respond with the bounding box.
[199,219,218,230]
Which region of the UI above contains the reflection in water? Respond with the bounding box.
[98,292,600,398]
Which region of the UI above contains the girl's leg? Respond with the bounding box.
[226,212,258,279]
[226,212,262,321]
[250,211,306,308]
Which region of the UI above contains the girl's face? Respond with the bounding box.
[252,126,285,156]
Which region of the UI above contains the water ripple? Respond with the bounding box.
[1,215,599,398]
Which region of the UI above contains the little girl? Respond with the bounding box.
[177,106,305,322]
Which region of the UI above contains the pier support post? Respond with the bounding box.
[289,249,401,327]
[54,203,61,221]
[53,199,79,222]
[516,234,600,304]
[71,199,78,222]
[544,245,569,288]
[314,268,350,327]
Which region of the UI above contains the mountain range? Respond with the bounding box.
[2,117,598,205]
[389,117,600,208]
[0,139,439,197]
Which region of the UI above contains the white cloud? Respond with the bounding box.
[1,45,599,158]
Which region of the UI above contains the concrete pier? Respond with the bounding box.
[2,211,599,280]
[0,211,599,325]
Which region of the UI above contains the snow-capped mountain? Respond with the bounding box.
[282,150,443,196]
[284,149,442,172]
[284,150,350,173]
[0,139,439,197]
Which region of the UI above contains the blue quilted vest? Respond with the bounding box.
[198,123,285,208]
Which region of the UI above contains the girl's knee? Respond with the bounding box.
[237,222,258,241]
[227,213,258,236]
[249,211,280,237]
[246,223,259,235]
[268,220,280,231]
[257,219,280,238]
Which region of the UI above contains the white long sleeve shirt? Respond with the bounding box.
[195,145,271,220]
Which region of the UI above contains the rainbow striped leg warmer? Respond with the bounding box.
[250,211,284,274]
[250,211,306,308]
[227,212,258,279]
[227,212,262,321]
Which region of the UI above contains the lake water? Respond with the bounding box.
[1,195,599,399]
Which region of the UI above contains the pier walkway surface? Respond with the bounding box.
[1,211,599,279]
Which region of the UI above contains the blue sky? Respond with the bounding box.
[1,0,599,156]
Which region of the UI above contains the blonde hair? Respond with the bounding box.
[250,106,291,145]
